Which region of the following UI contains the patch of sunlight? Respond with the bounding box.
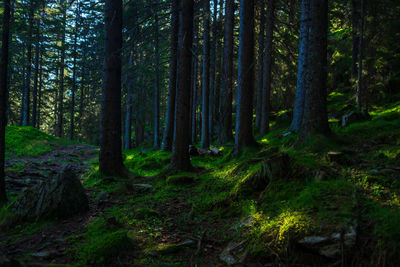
[260,138,269,144]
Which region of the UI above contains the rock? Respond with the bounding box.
[219,241,246,265]
[10,167,89,221]
[341,110,370,127]
[189,145,221,156]
[31,249,60,259]
[298,225,357,259]
[132,183,153,193]
[282,131,292,137]
[230,215,255,231]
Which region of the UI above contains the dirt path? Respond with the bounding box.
[1,144,100,265]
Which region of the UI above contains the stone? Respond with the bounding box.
[132,183,153,193]
[148,239,195,256]
[10,167,89,221]
[219,241,246,265]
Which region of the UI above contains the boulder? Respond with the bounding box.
[11,167,89,221]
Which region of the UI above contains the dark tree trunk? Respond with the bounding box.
[153,7,160,150]
[300,0,330,137]
[234,0,257,154]
[100,0,127,177]
[209,0,218,141]
[214,0,224,137]
[290,0,311,132]
[32,19,40,128]
[56,0,66,137]
[70,2,80,140]
[201,0,210,149]
[162,0,179,151]
[0,0,11,206]
[191,14,199,144]
[170,0,194,171]
[125,53,134,150]
[255,1,265,129]
[22,0,35,126]
[218,0,234,144]
[260,0,275,135]
[351,0,359,80]
[356,0,365,111]
[37,55,43,129]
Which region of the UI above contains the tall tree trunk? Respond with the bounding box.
[125,53,134,150]
[260,0,275,135]
[22,0,35,126]
[300,0,330,137]
[37,55,43,129]
[162,0,179,151]
[170,0,194,171]
[209,0,218,141]
[351,0,359,80]
[201,0,211,149]
[234,0,257,154]
[218,0,234,144]
[70,2,80,140]
[32,18,40,128]
[153,7,160,150]
[0,0,11,206]
[356,0,365,111]
[56,0,66,137]
[290,0,311,132]
[214,0,224,136]
[100,0,127,177]
[255,1,265,129]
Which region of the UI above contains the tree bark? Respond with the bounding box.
[56,0,66,137]
[22,0,35,126]
[218,0,234,144]
[260,0,275,135]
[234,0,257,154]
[201,0,211,149]
[300,0,330,138]
[162,0,179,151]
[170,0,194,171]
[356,0,365,111]
[255,1,265,129]
[70,1,80,140]
[351,0,359,80]
[32,18,40,128]
[100,0,127,177]
[153,6,160,150]
[290,0,311,132]
[0,0,11,206]
[209,0,218,141]
[125,53,134,150]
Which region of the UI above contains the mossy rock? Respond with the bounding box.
[166,174,196,185]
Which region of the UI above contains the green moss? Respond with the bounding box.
[166,173,196,185]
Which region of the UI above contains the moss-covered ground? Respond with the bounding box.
[1,94,400,266]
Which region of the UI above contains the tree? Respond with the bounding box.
[170,0,194,171]
[161,0,179,151]
[32,15,41,128]
[218,0,234,144]
[153,4,160,150]
[255,1,265,129]
[22,0,36,126]
[201,0,210,149]
[99,0,127,177]
[234,0,257,154]
[299,0,330,137]
[56,0,67,137]
[290,0,311,132]
[260,0,276,135]
[356,0,365,111]
[0,0,11,206]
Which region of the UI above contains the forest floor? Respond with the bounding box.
[1,92,400,266]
